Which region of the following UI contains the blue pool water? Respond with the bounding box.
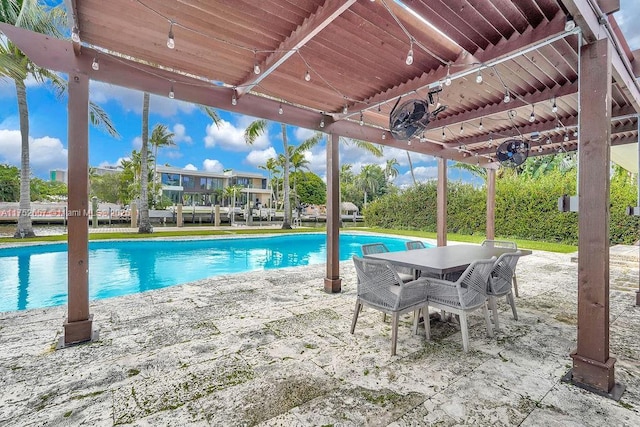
[0,233,429,312]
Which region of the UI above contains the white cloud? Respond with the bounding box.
[393,166,438,188]
[617,1,640,49]
[165,150,183,159]
[99,157,129,168]
[89,82,197,117]
[0,130,67,176]
[245,147,277,168]
[183,163,197,171]
[203,159,224,172]
[204,119,269,151]
[293,127,315,141]
[172,123,192,144]
[132,136,142,150]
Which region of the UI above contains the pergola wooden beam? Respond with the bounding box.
[236,0,357,97]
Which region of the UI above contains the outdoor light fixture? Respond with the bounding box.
[538,146,543,153]
[479,119,483,131]
[71,26,80,43]
[475,70,483,84]
[564,133,569,142]
[552,98,558,113]
[529,108,535,123]
[91,58,99,71]
[565,15,576,32]
[231,92,237,106]
[359,112,364,126]
[443,63,453,86]
[167,22,175,49]
[442,127,446,140]
[546,137,552,144]
[381,132,386,140]
[405,41,414,65]
[169,84,174,99]
[503,90,510,103]
[253,63,260,75]
[278,104,283,115]
[320,116,325,128]
[304,70,311,81]
[343,105,348,115]
[460,123,464,134]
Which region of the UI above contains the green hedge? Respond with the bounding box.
[364,171,639,245]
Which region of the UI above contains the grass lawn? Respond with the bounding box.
[0,225,578,253]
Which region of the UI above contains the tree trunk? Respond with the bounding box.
[281,123,292,229]
[14,78,35,238]
[138,92,152,233]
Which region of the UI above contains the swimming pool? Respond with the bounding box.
[0,233,430,312]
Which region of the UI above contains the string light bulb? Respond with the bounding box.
[381,132,386,140]
[71,26,80,43]
[304,70,311,81]
[253,51,260,74]
[167,22,175,49]
[552,98,558,113]
[529,107,535,123]
[359,111,364,126]
[442,127,446,140]
[320,116,325,128]
[168,84,174,99]
[564,133,569,142]
[231,90,237,106]
[91,58,99,71]
[460,123,464,134]
[278,103,283,115]
[404,43,413,65]
[479,119,483,131]
[445,64,452,86]
[475,69,483,84]
[503,90,510,103]
[343,105,348,115]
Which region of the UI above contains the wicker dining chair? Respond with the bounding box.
[487,251,522,331]
[351,255,429,356]
[481,240,520,297]
[361,243,414,282]
[422,258,496,352]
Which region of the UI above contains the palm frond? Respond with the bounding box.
[90,101,121,138]
[243,119,268,145]
[200,105,221,128]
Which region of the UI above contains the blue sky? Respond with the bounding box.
[1,1,639,186]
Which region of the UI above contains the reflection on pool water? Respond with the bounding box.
[0,233,431,312]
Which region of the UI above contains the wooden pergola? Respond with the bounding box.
[2,0,639,399]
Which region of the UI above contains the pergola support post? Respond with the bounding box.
[324,133,341,293]
[60,72,96,348]
[486,168,496,240]
[437,158,447,247]
[564,38,624,399]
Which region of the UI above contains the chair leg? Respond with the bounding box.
[490,296,500,331]
[391,312,399,356]
[484,301,494,337]
[459,313,470,352]
[412,308,420,335]
[507,292,518,321]
[424,303,431,340]
[512,274,519,297]
[350,300,362,334]
[382,313,387,323]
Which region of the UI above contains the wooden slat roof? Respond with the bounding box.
[4,0,639,166]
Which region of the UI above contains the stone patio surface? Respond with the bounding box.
[1,239,639,426]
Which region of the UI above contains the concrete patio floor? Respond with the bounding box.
[1,243,639,426]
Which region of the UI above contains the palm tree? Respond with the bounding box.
[149,124,175,204]
[358,164,379,207]
[258,157,280,212]
[1,0,119,238]
[450,162,488,182]
[223,184,244,225]
[138,92,152,233]
[244,120,293,229]
[1,1,63,237]
[384,158,399,183]
[406,152,417,185]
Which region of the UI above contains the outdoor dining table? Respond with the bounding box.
[364,244,532,279]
